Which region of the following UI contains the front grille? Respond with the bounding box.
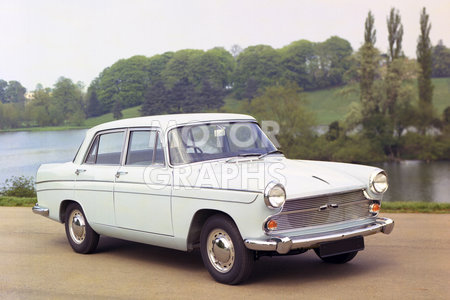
[270,190,371,232]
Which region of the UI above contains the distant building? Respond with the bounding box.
[25,92,35,101]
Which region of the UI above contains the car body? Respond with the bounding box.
[33,113,394,284]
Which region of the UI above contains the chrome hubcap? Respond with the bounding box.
[69,209,86,244]
[207,229,235,273]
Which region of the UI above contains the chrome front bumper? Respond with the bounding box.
[32,203,49,217]
[244,217,394,254]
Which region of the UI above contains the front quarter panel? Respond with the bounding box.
[171,189,276,250]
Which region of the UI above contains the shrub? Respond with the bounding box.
[0,176,36,197]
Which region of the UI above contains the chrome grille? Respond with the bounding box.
[271,190,371,232]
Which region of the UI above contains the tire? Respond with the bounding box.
[200,215,254,285]
[314,248,358,264]
[64,203,99,254]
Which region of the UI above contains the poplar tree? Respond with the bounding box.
[359,11,380,117]
[416,7,434,131]
[385,8,404,116]
[387,8,403,63]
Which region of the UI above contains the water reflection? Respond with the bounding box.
[376,160,450,203]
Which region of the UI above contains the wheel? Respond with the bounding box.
[200,215,254,285]
[314,248,358,264]
[64,203,99,254]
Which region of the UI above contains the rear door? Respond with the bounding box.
[75,130,126,226]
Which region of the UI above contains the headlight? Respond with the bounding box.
[264,182,286,209]
[370,171,388,194]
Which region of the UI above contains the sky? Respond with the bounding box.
[0,0,448,91]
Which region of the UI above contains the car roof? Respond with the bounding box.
[88,113,256,134]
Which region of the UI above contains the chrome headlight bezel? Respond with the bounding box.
[264,181,286,209]
[369,171,388,194]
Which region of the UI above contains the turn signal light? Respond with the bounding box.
[266,219,278,231]
[369,203,381,214]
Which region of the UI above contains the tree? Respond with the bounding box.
[232,45,282,99]
[387,8,404,62]
[385,8,404,116]
[166,77,196,113]
[0,80,7,103]
[52,77,85,125]
[141,81,168,115]
[0,102,21,128]
[314,36,353,88]
[432,40,450,77]
[246,83,316,158]
[190,47,235,90]
[416,7,434,132]
[230,44,243,58]
[197,79,225,110]
[112,95,123,119]
[162,49,203,89]
[97,55,152,113]
[359,11,380,118]
[5,81,26,104]
[280,39,315,90]
[85,87,102,117]
[29,86,62,126]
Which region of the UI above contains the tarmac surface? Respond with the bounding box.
[1,207,449,299]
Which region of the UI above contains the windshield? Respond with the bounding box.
[168,122,277,165]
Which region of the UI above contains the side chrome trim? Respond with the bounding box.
[32,204,49,217]
[245,217,394,254]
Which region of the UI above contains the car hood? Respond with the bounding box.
[274,158,370,199]
[173,157,380,200]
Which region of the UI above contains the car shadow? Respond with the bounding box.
[95,236,204,271]
[246,252,390,285]
[90,236,393,285]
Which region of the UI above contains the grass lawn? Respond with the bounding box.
[381,201,450,213]
[0,196,36,207]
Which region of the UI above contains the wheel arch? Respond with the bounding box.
[186,209,236,251]
[59,199,78,223]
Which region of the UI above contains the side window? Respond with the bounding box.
[85,136,99,164]
[126,130,165,166]
[85,131,125,165]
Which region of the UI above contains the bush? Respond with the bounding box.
[0,176,36,197]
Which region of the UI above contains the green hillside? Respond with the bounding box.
[222,77,450,125]
[83,106,142,127]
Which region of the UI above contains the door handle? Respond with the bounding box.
[115,171,128,178]
[75,169,86,175]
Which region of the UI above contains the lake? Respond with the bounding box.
[0,130,448,202]
[0,129,87,185]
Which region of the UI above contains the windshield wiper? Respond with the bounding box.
[225,153,261,163]
[258,149,284,159]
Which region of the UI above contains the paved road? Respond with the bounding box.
[1,208,449,299]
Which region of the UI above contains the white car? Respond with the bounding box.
[33,113,394,284]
